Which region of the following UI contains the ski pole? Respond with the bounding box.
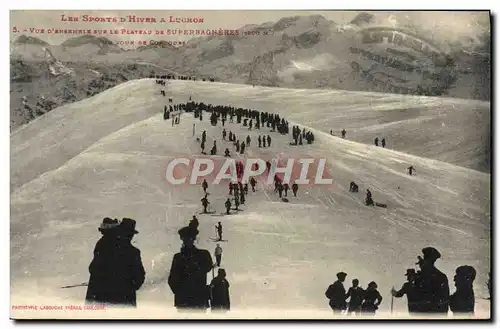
[61,282,88,289]
[391,286,394,315]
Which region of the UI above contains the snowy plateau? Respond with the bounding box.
[10,79,490,319]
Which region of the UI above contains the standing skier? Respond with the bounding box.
[214,244,223,267]
[225,198,232,215]
[292,182,299,197]
[215,222,223,241]
[283,183,289,197]
[250,177,257,192]
[202,179,208,194]
[201,195,210,213]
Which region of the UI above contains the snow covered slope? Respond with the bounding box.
[10,79,490,319]
[163,81,491,173]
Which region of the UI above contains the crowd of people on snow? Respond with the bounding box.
[153,74,216,84]
[79,78,489,317]
[325,247,483,317]
[84,217,488,317]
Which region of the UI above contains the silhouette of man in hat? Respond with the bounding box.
[391,269,420,315]
[449,265,476,315]
[325,272,348,314]
[414,247,449,314]
[86,218,145,307]
[86,217,120,304]
[168,226,213,311]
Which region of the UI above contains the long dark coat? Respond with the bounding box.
[85,237,145,307]
[325,280,347,311]
[415,267,449,313]
[210,277,230,310]
[168,247,213,309]
[449,288,475,314]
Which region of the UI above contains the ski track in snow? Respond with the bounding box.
[10,79,490,318]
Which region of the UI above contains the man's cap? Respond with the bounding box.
[422,247,441,261]
[337,272,347,279]
[178,226,198,239]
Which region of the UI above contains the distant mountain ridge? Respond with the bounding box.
[10,13,491,130]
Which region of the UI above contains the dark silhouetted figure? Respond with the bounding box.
[391,268,420,315]
[216,222,223,241]
[365,189,374,206]
[374,137,379,146]
[361,281,383,315]
[214,243,223,267]
[341,129,346,139]
[487,273,491,299]
[225,198,232,215]
[168,226,213,311]
[201,196,210,213]
[449,265,476,315]
[325,272,348,314]
[408,166,415,176]
[283,183,289,197]
[210,268,231,312]
[189,215,199,230]
[349,181,358,193]
[277,183,284,198]
[267,135,271,147]
[222,129,227,141]
[346,279,364,316]
[224,148,231,157]
[250,177,257,192]
[414,247,450,314]
[234,196,240,210]
[258,136,262,148]
[381,138,386,148]
[292,183,298,197]
[86,218,119,303]
[202,179,208,194]
[246,135,251,147]
[86,218,145,307]
[202,130,207,144]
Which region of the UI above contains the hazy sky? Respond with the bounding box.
[10,10,490,48]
